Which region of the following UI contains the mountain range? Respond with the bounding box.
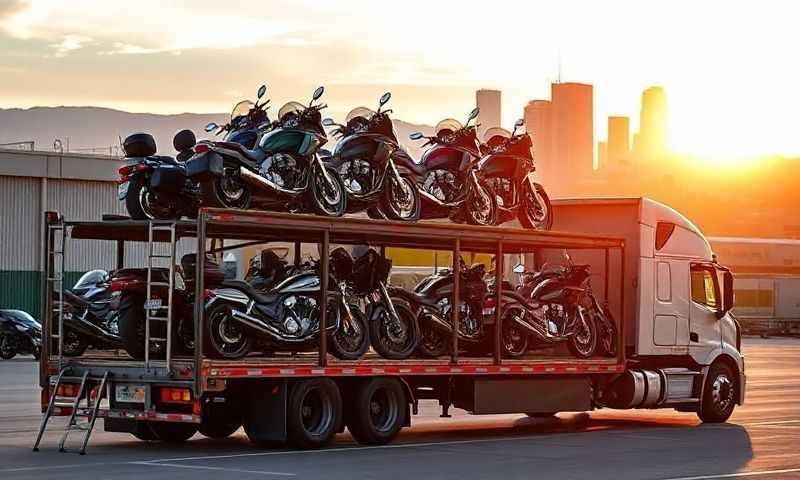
[0,106,435,159]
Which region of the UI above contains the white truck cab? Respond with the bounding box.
[551,197,744,421]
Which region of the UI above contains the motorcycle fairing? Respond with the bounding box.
[260,129,325,157]
[421,145,474,174]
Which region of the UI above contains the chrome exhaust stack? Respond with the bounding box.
[239,166,299,195]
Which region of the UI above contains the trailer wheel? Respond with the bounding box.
[698,361,737,423]
[148,422,198,442]
[346,378,407,445]
[286,378,341,449]
[199,400,242,439]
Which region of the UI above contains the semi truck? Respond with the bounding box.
[33,197,744,454]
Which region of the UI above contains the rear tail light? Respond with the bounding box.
[203,289,214,302]
[56,383,80,397]
[159,387,192,404]
[484,297,497,308]
[118,163,150,182]
[193,144,210,154]
[110,278,142,292]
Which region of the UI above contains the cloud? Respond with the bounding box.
[49,34,91,57]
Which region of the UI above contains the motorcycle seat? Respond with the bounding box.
[149,155,179,166]
[392,148,426,178]
[215,142,266,163]
[220,279,279,305]
[389,287,440,308]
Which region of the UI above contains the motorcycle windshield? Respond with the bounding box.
[435,118,463,137]
[345,107,375,124]
[73,269,108,290]
[278,101,306,121]
[230,100,254,122]
[4,310,41,330]
[482,128,512,144]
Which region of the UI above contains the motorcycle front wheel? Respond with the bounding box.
[416,321,449,358]
[500,307,529,358]
[567,307,598,358]
[0,335,16,359]
[329,304,370,360]
[467,180,498,226]
[126,176,176,220]
[381,175,420,222]
[519,182,553,230]
[309,164,346,217]
[369,303,418,360]
[200,169,251,210]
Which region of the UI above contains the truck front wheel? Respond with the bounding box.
[286,378,342,449]
[346,378,407,445]
[698,362,737,423]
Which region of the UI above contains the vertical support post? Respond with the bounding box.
[116,239,125,271]
[618,243,625,364]
[451,238,460,364]
[39,215,54,388]
[380,245,386,259]
[193,212,207,396]
[294,241,301,268]
[494,241,503,365]
[319,230,330,367]
[604,247,609,301]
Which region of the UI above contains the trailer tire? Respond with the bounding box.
[286,378,341,449]
[346,378,407,445]
[698,361,737,423]
[148,422,198,442]
[199,417,241,439]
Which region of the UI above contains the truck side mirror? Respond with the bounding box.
[722,271,734,315]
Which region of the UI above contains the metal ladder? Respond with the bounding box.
[145,221,177,371]
[33,368,110,455]
[46,222,67,370]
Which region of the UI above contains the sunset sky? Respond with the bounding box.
[1,0,799,157]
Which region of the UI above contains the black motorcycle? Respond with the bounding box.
[204,84,271,150]
[55,269,124,356]
[187,86,347,217]
[490,253,617,358]
[322,92,421,221]
[118,129,198,219]
[479,120,552,230]
[201,248,369,360]
[408,108,498,225]
[0,309,41,359]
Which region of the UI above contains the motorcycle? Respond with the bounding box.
[479,119,552,230]
[111,253,222,359]
[118,129,199,219]
[55,269,124,356]
[204,84,271,150]
[187,86,347,217]
[201,248,369,360]
[0,309,41,360]
[408,108,498,225]
[321,92,421,221]
[488,252,617,359]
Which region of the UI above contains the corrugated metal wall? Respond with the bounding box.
[1,175,197,317]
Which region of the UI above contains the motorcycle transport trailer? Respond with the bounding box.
[33,201,743,453]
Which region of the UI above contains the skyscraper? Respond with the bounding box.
[551,82,593,181]
[524,100,553,184]
[476,89,501,137]
[597,141,608,170]
[637,86,668,155]
[607,116,630,165]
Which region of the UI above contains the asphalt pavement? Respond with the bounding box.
[1,337,799,479]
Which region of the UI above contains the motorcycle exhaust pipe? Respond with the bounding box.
[422,312,453,334]
[63,314,122,345]
[509,312,557,343]
[238,167,298,195]
[230,309,339,343]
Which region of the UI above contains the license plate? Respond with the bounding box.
[117,181,129,200]
[483,308,496,316]
[144,298,162,310]
[115,384,146,403]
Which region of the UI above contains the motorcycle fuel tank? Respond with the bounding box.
[227,129,259,150]
[260,129,324,157]
[421,145,474,174]
[478,154,527,180]
[273,272,321,294]
[332,133,393,171]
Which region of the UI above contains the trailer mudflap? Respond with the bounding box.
[472,377,592,414]
[243,379,287,443]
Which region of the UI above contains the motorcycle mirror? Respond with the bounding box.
[312,86,325,102]
[204,122,219,133]
[409,132,424,140]
[563,250,573,265]
[321,117,337,127]
[257,84,267,99]
[379,92,391,107]
[513,263,525,274]
[466,107,480,124]
[515,118,524,128]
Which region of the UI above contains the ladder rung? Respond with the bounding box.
[148,337,167,342]
[149,255,173,259]
[47,277,63,281]
[54,400,79,408]
[148,281,170,287]
[148,316,169,321]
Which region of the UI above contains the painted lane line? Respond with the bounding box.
[134,462,295,477]
[659,467,800,480]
